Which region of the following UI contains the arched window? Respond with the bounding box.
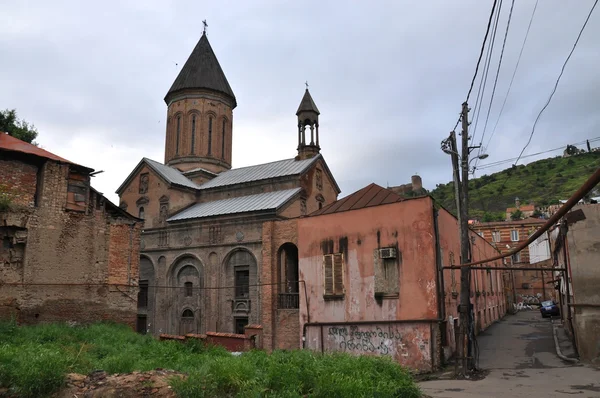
[184,281,193,297]
[138,207,145,219]
[176,115,181,155]
[191,114,196,154]
[207,116,213,155]
[221,119,226,159]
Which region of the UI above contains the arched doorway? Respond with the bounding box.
[137,256,155,334]
[179,309,195,335]
[278,243,299,309]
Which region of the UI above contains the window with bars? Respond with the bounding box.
[323,253,344,298]
[235,268,250,298]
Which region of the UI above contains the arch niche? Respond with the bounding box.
[224,248,257,334]
[168,254,204,335]
[137,255,155,334]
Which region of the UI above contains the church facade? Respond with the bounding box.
[116,32,339,348]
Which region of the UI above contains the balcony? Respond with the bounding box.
[278,293,299,309]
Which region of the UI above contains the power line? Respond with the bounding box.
[499,0,598,189]
[485,0,540,151]
[452,0,500,132]
[513,0,598,168]
[476,137,600,170]
[471,0,503,146]
[475,0,516,167]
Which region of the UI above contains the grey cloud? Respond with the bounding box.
[1,0,598,202]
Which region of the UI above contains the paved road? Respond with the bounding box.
[419,311,600,397]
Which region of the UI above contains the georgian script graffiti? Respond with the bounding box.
[327,325,405,356]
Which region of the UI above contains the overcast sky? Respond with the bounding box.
[1,1,599,203]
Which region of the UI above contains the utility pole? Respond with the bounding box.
[442,102,476,377]
[458,102,472,376]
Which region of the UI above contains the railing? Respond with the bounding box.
[278,293,299,309]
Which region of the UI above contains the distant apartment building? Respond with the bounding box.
[471,218,546,265]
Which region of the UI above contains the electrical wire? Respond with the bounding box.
[499,0,599,190]
[471,0,503,146]
[451,0,500,132]
[475,136,600,171]
[474,0,516,169]
[466,0,500,105]
[485,0,540,152]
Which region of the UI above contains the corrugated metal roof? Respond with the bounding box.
[198,155,319,190]
[0,132,91,170]
[144,158,201,190]
[168,188,301,221]
[310,183,407,216]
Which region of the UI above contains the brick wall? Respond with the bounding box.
[0,158,38,207]
[0,156,141,328]
[261,219,300,351]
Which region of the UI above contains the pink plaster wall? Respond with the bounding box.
[437,208,506,355]
[297,197,439,370]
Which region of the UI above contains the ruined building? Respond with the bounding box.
[117,32,340,344]
[0,133,142,325]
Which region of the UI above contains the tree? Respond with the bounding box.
[0,109,38,144]
[510,209,523,221]
[532,209,544,218]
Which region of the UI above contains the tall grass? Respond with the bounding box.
[0,320,421,397]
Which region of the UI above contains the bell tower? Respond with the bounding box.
[296,88,321,160]
[163,31,236,174]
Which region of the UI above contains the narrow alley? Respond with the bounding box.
[420,311,600,398]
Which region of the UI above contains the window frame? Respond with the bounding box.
[323,253,345,299]
[492,231,501,243]
[234,267,250,299]
[511,229,519,242]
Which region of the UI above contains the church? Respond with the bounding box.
[116,31,340,346]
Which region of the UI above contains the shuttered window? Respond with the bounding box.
[323,253,344,297]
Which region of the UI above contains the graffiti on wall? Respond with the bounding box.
[518,293,541,304]
[326,324,428,357]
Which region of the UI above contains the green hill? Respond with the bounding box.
[430,151,600,221]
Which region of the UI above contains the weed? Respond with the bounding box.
[0,321,421,397]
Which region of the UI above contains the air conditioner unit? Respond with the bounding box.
[379,248,397,259]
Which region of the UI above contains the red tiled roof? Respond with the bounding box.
[0,132,90,170]
[506,205,535,213]
[472,217,546,228]
[310,183,419,216]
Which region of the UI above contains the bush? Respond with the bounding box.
[0,321,421,397]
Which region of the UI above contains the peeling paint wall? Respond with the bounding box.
[298,196,439,371]
[306,323,432,371]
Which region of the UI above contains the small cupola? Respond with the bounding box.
[296,88,321,160]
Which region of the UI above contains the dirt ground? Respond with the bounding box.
[55,369,186,398]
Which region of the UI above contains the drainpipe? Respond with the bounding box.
[433,208,445,320]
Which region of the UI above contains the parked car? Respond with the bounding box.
[540,300,560,318]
